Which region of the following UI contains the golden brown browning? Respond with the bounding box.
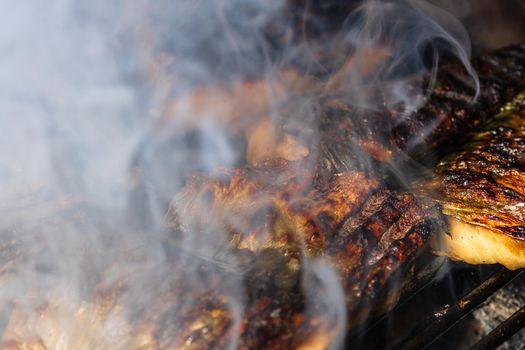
[7,31,525,350]
[163,158,441,348]
[159,71,307,129]
[322,46,391,92]
[167,161,380,255]
[157,70,316,166]
[245,116,310,164]
[419,92,525,270]
[153,47,391,166]
[125,44,525,349]
[2,298,131,350]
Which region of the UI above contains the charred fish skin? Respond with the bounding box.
[393,43,525,161]
[417,92,525,270]
[294,44,525,185]
[435,94,525,239]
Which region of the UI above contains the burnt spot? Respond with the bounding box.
[359,227,380,247]
[502,226,525,240]
[363,201,401,241]
[502,187,523,201]
[486,214,504,222]
[314,211,336,233]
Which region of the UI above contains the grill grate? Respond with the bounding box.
[471,305,525,350]
[347,264,525,349]
[401,269,523,350]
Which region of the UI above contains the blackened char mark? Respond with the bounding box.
[392,43,525,162]
[417,103,525,242]
[347,219,435,324]
[325,189,441,328]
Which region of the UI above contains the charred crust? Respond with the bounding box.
[156,44,525,348]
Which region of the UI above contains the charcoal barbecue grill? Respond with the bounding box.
[0,0,525,350]
[348,263,525,349]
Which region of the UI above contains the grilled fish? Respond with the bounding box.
[119,44,525,349]
[131,44,525,219]
[417,92,525,270]
[6,42,524,349]
[394,43,525,159]
[162,154,442,348]
[319,43,525,167]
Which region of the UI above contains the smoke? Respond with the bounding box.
[0,0,481,348]
[0,0,140,344]
[320,0,479,111]
[0,1,141,208]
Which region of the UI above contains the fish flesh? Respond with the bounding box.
[416,92,525,270]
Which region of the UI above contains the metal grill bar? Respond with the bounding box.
[471,305,525,350]
[398,268,523,350]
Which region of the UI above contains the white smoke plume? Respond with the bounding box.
[0,0,482,348]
